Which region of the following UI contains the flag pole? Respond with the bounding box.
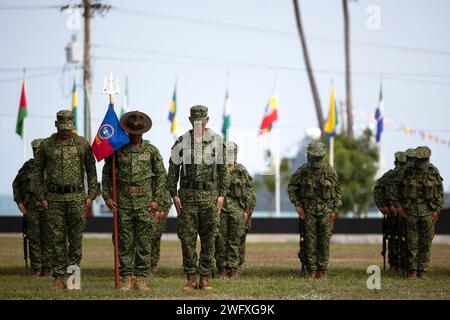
[329,77,334,167]
[273,74,281,218]
[22,69,26,164]
[103,71,120,289]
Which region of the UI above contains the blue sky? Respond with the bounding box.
[1,0,450,194]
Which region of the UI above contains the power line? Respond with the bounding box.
[93,43,450,80]
[92,55,450,86]
[0,5,61,10]
[0,66,62,73]
[113,7,450,58]
[3,4,450,58]
[0,70,61,85]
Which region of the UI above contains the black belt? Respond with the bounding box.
[48,184,83,194]
[181,181,217,191]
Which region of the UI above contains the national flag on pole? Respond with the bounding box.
[168,84,177,138]
[324,86,337,137]
[92,104,129,162]
[222,87,231,141]
[120,76,129,117]
[16,76,27,138]
[374,83,384,143]
[259,91,278,135]
[71,78,78,132]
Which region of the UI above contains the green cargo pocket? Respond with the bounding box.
[425,181,434,200]
[321,179,332,200]
[405,179,418,198]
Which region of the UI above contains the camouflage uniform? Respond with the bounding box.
[399,147,444,274]
[374,151,407,271]
[12,139,51,274]
[288,142,341,274]
[102,140,168,278]
[33,111,97,279]
[215,142,256,275]
[168,105,230,280]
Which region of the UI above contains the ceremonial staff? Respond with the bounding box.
[102,71,121,289]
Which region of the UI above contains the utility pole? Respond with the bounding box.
[292,0,324,136]
[83,0,92,143]
[343,0,354,139]
[61,1,112,143]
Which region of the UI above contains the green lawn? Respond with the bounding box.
[0,236,449,299]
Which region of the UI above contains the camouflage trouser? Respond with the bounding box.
[239,217,251,268]
[406,210,434,271]
[177,197,219,276]
[118,207,155,277]
[26,204,51,271]
[150,218,167,268]
[215,201,245,269]
[304,212,334,271]
[47,199,86,277]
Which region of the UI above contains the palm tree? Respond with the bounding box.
[343,0,354,139]
[292,0,324,133]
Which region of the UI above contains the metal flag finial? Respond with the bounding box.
[103,71,120,104]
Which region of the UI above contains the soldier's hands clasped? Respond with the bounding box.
[397,207,406,217]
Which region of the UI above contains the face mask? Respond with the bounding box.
[308,156,323,168]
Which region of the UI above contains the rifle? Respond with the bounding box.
[22,216,29,270]
[298,217,306,277]
[381,214,388,270]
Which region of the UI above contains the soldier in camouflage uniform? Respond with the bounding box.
[13,139,51,277]
[168,105,230,290]
[33,110,97,290]
[215,142,256,278]
[374,151,407,272]
[102,111,169,291]
[287,142,341,279]
[397,146,444,279]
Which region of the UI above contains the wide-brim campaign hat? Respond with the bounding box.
[120,111,152,134]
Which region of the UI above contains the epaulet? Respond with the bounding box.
[22,159,34,169]
[172,135,184,149]
[428,164,443,180]
[324,165,337,175]
[144,141,160,154]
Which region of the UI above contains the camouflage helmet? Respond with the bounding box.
[405,148,416,159]
[56,110,74,130]
[394,151,406,163]
[306,141,326,157]
[414,146,431,159]
[31,138,44,151]
[190,105,208,121]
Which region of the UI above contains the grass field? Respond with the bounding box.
[0,236,449,300]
